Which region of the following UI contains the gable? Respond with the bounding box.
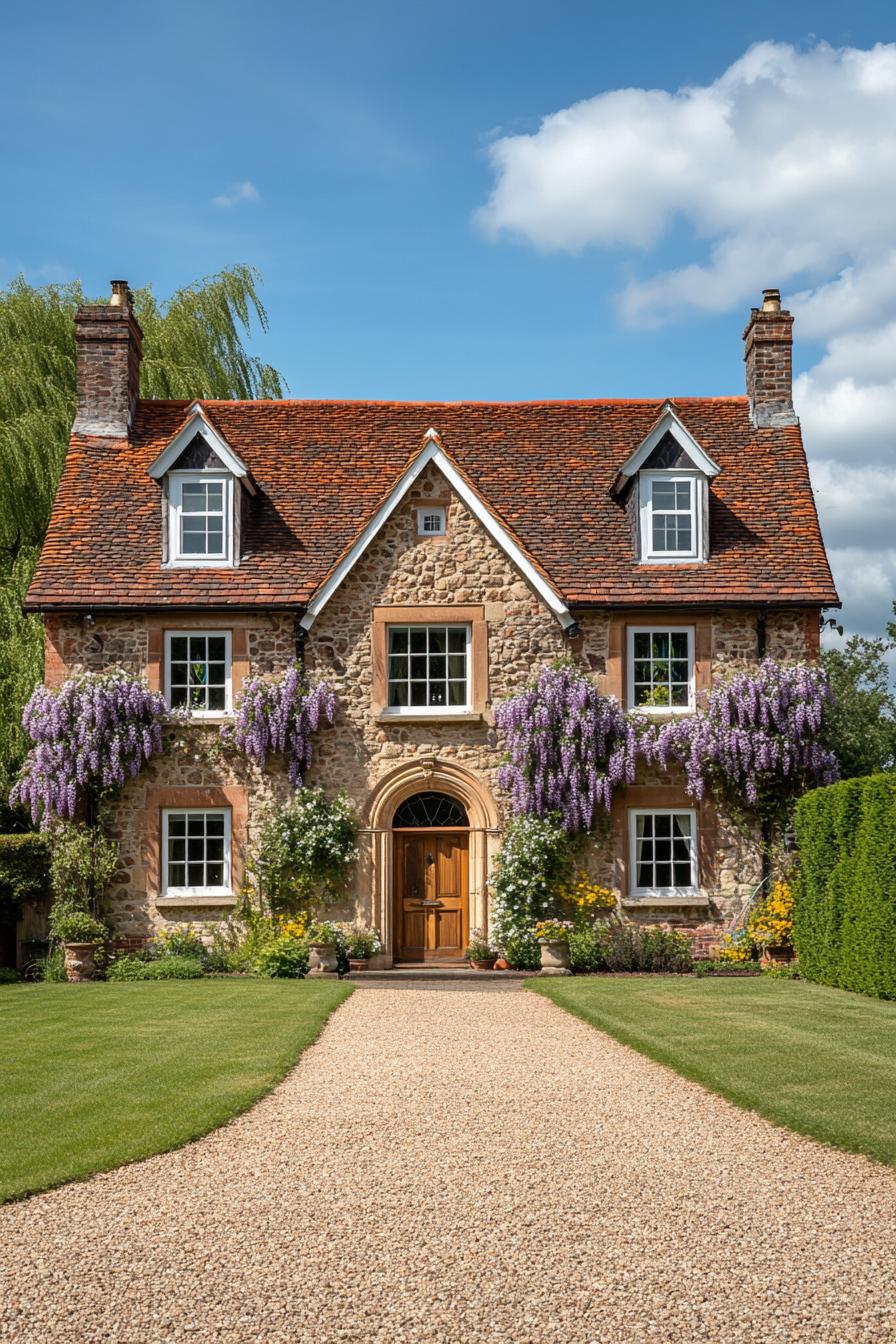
[617,403,721,482]
[147,404,251,486]
[300,431,575,631]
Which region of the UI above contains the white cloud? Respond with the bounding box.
[476,41,896,645]
[211,181,261,209]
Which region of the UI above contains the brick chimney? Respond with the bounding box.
[742,288,797,428]
[72,280,143,437]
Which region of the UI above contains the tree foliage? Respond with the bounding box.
[0,265,284,799]
[821,633,896,780]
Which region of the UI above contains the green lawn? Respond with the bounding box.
[531,976,896,1166]
[0,978,351,1202]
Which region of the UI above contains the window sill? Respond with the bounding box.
[375,710,485,726]
[171,714,232,726]
[622,895,710,909]
[156,894,238,908]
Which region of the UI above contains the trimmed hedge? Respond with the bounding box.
[794,773,896,998]
[0,834,49,916]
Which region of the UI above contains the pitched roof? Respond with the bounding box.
[25,397,839,612]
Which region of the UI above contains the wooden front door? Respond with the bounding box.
[394,831,469,962]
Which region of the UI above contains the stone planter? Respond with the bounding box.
[538,939,572,976]
[63,942,100,983]
[469,957,497,971]
[307,942,339,977]
[347,957,369,973]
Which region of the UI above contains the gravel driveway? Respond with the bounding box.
[2,981,896,1344]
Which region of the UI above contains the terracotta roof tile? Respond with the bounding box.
[26,397,839,611]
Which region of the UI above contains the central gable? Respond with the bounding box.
[299,429,575,631]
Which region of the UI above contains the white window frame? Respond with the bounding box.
[627,626,695,714]
[167,471,234,567]
[640,471,702,562]
[417,505,446,537]
[164,630,233,717]
[629,808,699,900]
[162,808,232,897]
[384,622,472,716]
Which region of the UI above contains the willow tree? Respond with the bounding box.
[0,265,285,804]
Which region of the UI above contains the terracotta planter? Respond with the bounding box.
[760,944,794,966]
[469,957,497,971]
[347,957,369,972]
[63,942,100,983]
[538,939,572,976]
[307,942,339,977]
[493,957,510,971]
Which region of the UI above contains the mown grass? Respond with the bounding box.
[531,975,896,1166]
[0,978,351,1202]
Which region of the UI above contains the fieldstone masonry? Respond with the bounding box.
[42,464,820,953]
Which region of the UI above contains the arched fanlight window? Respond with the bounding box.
[392,792,469,828]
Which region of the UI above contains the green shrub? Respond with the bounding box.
[568,925,607,974]
[795,773,896,997]
[0,966,20,984]
[48,822,119,913]
[0,833,49,916]
[490,814,575,942]
[48,903,108,944]
[32,946,66,982]
[502,928,541,970]
[148,925,209,965]
[249,788,358,914]
[602,922,693,973]
[108,954,204,981]
[253,938,308,979]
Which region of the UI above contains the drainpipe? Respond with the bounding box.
[756,606,770,886]
[294,614,307,672]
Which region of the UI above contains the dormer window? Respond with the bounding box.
[613,405,720,567]
[640,471,701,561]
[169,472,233,565]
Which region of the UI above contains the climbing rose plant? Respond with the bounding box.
[494,662,638,833]
[226,664,336,786]
[10,670,166,826]
[646,658,838,821]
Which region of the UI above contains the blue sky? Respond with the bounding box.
[3,1,896,640]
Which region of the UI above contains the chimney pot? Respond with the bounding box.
[109,280,130,308]
[743,287,796,428]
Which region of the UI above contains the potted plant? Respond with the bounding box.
[305,919,342,977]
[464,928,499,970]
[49,903,109,982]
[338,923,382,972]
[47,822,119,983]
[534,919,574,975]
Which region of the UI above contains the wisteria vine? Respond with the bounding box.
[10,670,167,826]
[494,658,838,833]
[647,657,838,816]
[224,663,336,785]
[495,662,639,832]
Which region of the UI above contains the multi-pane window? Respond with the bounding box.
[628,627,694,711]
[640,473,701,561]
[630,810,698,895]
[165,632,231,714]
[387,625,470,712]
[417,506,446,536]
[163,809,231,894]
[169,474,231,563]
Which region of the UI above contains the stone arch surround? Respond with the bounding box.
[364,758,502,964]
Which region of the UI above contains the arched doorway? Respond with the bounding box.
[392,792,470,963]
[365,760,499,965]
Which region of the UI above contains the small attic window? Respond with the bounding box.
[417,505,446,537]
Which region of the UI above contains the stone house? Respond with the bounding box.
[25,284,837,964]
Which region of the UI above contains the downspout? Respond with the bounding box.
[294,614,307,673]
[756,606,771,887]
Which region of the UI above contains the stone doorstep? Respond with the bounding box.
[347,967,539,982]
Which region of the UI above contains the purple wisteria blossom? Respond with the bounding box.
[494,662,638,832]
[645,658,838,810]
[226,664,336,786]
[10,670,167,826]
